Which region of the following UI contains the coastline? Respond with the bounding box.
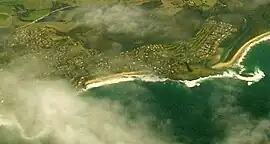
[212,31,270,69]
[82,31,270,89]
[84,71,151,85]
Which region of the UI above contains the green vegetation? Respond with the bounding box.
[20,9,51,21]
[0,13,11,27]
[0,13,9,20]
[193,0,217,11]
[219,3,270,62]
[0,5,14,13]
[23,0,52,9]
[219,17,250,62]
[0,0,269,87]
[0,0,24,6]
[0,5,14,27]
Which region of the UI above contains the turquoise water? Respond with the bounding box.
[82,41,270,144]
[0,41,268,144]
[238,41,270,118]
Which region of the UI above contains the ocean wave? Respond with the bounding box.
[83,34,270,91]
[181,67,264,87]
[82,67,264,91]
[236,35,270,67]
[82,74,168,91]
[235,34,270,75]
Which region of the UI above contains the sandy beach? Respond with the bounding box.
[83,31,270,87]
[212,31,270,69]
[84,71,150,85]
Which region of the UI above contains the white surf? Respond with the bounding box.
[83,67,264,91]
[83,35,270,91]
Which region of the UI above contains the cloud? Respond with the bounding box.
[209,80,270,144]
[0,58,171,144]
[71,4,187,41]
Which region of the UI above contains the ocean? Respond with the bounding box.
[0,41,269,144]
[81,40,270,144]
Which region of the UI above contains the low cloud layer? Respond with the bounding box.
[209,80,270,144]
[73,4,187,41]
[0,59,171,144]
[0,56,269,144]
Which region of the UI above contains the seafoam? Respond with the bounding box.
[84,35,270,90]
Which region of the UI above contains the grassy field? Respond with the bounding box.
[24,1,50,9]
[20,9,51,21]
[193,0,217,7]
[0,5,13,27]
[32,22,78,33]
[0,14,11,27]
[0,13,9,20]
[0,0,24,6]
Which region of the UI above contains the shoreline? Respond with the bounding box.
[212,31,270,69]
[84,71,151,85]
[83,31,270,88]
[80,67,265,92]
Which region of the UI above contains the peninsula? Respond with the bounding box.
[0,0,269,89]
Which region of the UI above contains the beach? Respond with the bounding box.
[212,31,270,69]
[83,31,270,89]
[81,40,270,144]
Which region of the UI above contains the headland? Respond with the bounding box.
[0,0,270,89]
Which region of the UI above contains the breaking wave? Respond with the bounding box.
[83,67,264,91]
[84,34,270,90]
[236,33,270,67]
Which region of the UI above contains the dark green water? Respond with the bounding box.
[82,41,270,144]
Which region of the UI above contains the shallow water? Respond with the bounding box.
[81,41,270,144]
[0,41,269,144]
